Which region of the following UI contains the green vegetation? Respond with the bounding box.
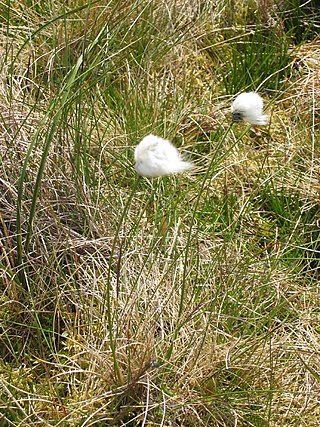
[1,0,320,425]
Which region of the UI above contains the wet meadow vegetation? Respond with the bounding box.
[0,0,320,425]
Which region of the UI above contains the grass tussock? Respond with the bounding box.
[1,0,320,425]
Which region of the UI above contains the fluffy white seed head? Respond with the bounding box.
[231,92,269,125]
[134,134,193,178]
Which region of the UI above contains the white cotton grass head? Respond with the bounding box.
[231,92,269,125]
[134,134,193,178]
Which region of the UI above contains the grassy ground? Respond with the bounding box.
[1,0,320,425]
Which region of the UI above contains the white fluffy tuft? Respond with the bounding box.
[231,92,269,125]
[134,134,193,178]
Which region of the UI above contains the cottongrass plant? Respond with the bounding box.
[134,134,193,177]
[231,92,269,125]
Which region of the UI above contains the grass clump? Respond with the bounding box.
[1,0,320,425]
